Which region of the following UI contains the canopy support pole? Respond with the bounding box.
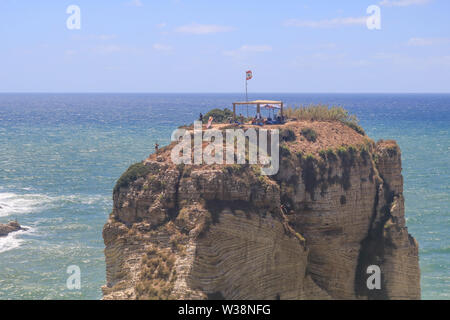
[246,79,249,117]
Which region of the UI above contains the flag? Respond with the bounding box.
[246,70,252,80]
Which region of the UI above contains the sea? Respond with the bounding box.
[0,93,448,300]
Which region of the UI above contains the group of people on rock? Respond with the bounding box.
[152,110,285,156]
[250,112,284,125]
[198,111,284,127]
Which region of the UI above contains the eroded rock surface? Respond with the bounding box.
[102,122,420,300]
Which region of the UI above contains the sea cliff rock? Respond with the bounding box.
[0,221,27,237]
[102,121,420,300]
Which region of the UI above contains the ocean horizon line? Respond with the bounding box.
[0,92,449,95]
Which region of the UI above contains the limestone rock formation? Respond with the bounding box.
[102,121,420,300]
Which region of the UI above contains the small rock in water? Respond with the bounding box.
[0,221,28,237]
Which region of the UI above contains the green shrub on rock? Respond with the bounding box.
[203,108,234,124]
[114,162,152,193]
[280,128,296,142]
[301,128,318,142]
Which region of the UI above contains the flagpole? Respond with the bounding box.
[246,74,248,117]
[246,78,248,102]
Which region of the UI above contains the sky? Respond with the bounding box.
[0,0,449,93]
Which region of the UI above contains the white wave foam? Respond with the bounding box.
[0,226,32,254]
[56,194,110,205]
[0,193,53,217]
[0,191,110,218]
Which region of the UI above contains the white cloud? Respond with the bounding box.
[153,43,172,51]
[72,34,117,41]
[92,45,122,54]
[317,43,338,49]
[224,45,272,58]
[65,49,77,56]
[408,37,450,46]
[96,34,117,41]
[374,52,450,68]
[430,55,450,67]
[294,43,338,51]
[90,45,143,55]
[127,0,143,7]
[175,23,235,35]
[379,0,431,7]
[284,17,367,28]
[156,23,167,29]
[291,52,347,68]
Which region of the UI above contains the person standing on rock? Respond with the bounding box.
[155,142,159,153]
[206,116,213,129]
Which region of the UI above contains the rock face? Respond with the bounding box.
[0,221,26,237]
[102,122,420,300]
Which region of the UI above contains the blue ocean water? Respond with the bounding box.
[0,93,448,300]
